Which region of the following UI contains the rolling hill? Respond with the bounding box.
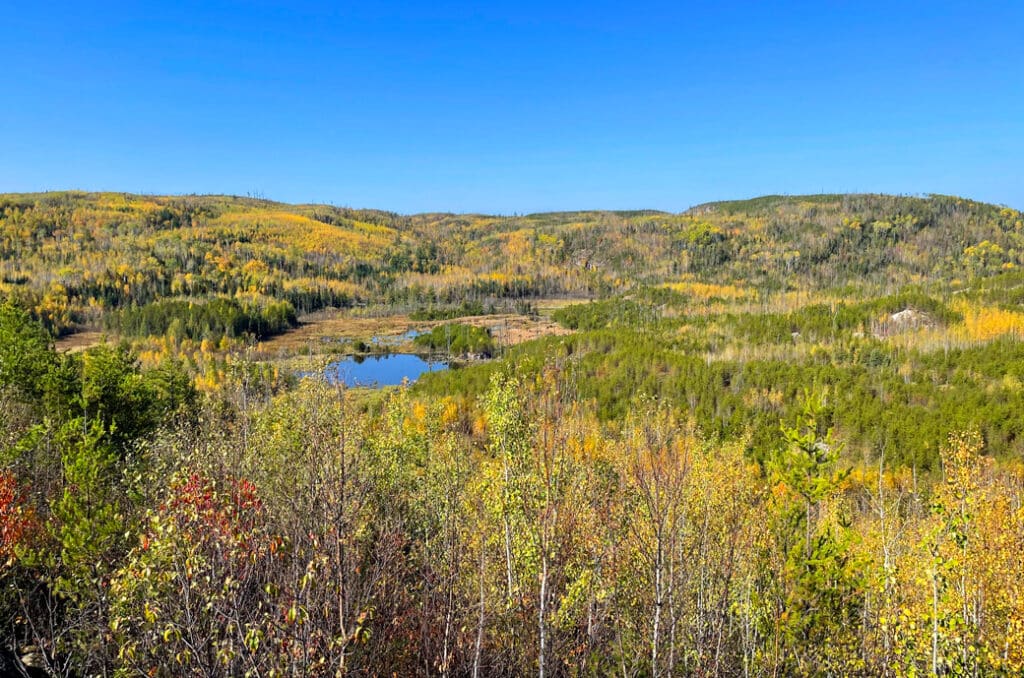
[1,191,1021,337]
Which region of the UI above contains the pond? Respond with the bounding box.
[316,353,448,387]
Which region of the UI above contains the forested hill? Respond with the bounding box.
[686,193,1022,286]
[1,191,1021,335]
[6,191,1024,674]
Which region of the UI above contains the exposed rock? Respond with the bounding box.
[889,308,931,328]
[874,308,934,337]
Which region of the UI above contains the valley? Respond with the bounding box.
[3,190,1024,674]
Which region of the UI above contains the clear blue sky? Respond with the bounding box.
[2,1,1022,213]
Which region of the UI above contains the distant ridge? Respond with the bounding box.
[1,190,1022,336]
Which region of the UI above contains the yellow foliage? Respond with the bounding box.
[954,302,1024,342]
[440,398,459,427]
[662,279,752,301]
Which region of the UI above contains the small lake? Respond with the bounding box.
[317,353,448,387]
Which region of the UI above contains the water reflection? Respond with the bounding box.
[316,353,448,387]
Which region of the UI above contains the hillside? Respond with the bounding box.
[4,191,1024,467]
[4,191,1024,674]
[2,191,1021,337]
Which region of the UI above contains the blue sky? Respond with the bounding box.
[2,1,1021,213]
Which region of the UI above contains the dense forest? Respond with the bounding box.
[2,191,1024,675]
[2,191,1021,336]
